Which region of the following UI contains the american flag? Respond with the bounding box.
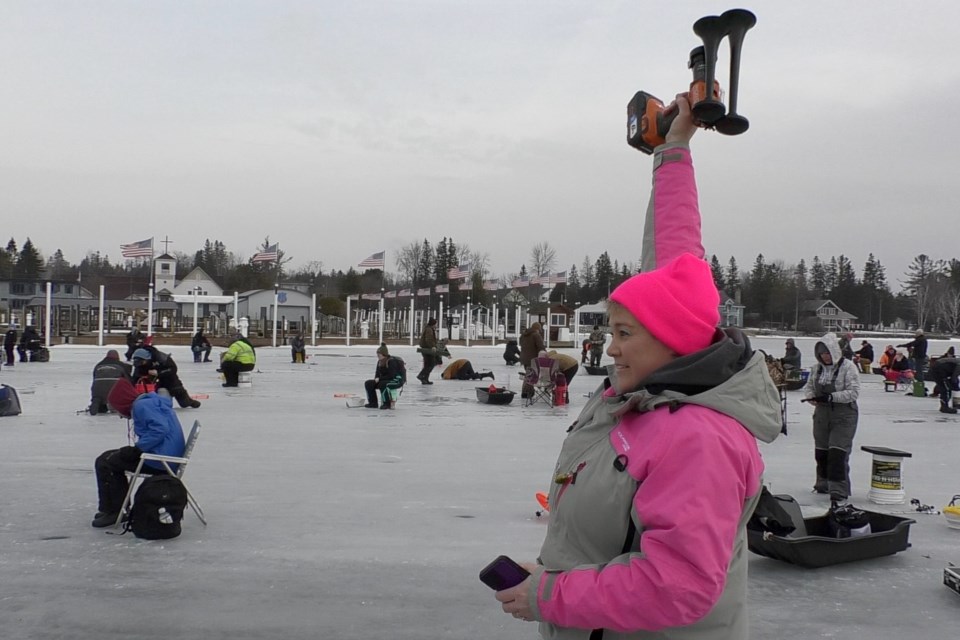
[512,278,529,288]
[347,294,360,301]
[358,251,385,269]
[398,289,412,297]
[530,275,543,286]
[120,238,154,258]
[384,290,397,299]
[435,284,450,293]
[417,288,431,297]
[361,292,382,300]
[252,243,279,262]
[447,263,471,280]
[552,271,567,284]
[483,279,499,291]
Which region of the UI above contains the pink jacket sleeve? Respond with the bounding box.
[640,143,704,272]
[535,411,763,632]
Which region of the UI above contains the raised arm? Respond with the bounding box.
[640,95,704,272]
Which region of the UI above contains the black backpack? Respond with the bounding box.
[125,475,188,539]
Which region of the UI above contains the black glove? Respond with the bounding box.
[814,394,832,403]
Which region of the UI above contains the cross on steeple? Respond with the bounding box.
[160,236,174,254]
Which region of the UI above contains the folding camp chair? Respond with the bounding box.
[524,356,561,407]
[115,419,207,527]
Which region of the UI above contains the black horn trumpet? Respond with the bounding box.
[626,8,756,154]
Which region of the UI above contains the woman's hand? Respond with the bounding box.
[665,93,697,145]
[493,562,539,623]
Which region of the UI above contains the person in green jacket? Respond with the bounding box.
[220,334,256,387]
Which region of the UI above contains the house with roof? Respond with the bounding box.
[719,295,745,328]
[801,299,857,332]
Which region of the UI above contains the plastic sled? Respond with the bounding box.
[475,387,515,405]
[748,494,916,568]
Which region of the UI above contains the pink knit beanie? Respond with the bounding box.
[609,253,720,356]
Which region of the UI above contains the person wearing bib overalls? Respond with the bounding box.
[804,332,861,505]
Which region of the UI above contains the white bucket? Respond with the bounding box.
[867,454,907,504]
[237,371,253,388]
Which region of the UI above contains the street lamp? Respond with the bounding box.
[272,283,279,348]
[466,293,472,347]
[192,285,201,336]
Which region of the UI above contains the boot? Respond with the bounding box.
[826,448,850,502]
[940,402,957,414]
[813,449,829,493]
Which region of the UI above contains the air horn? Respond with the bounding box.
[627,8,757,154]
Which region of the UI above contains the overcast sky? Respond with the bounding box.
[2,1,958,289]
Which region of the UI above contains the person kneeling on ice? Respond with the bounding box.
[91,378,185,528]
[89,349,131,414]
[441,358,495,381]
[364,343,405,409]
[137,337,201,408]
[503,340,521,366]
[220,333,256,387]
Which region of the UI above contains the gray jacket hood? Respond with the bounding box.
[611,328,782,444]
[815,332,842,365]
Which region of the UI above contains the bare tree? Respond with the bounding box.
[395,240,425,285]
[455,242,472,267]
[902,254,945,331]
[469,250,490,278]
[936,286,960,335]
[530,242,557,277]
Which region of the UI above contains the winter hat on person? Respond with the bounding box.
[609,253,720,356]
[376,343,389,357]
[132,348,152,361]
[107,378,140,418]
[142,335,154,346]
[105,349,120,360]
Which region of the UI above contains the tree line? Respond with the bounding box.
[2,236,957,333]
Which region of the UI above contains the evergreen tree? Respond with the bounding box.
[417,239,433,286]
[580,256,595,303]
[595,252,614,299]
[794,259,808,289]
[809,256,826,294]
[47,249,70,280]
[710,255,726,294]
[725,256,740,293]
[903,254,945,331]
[566,264,581,303]
[824,256,839,294]
[16,238,44,279]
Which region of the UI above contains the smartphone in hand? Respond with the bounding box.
[479,555,530,591]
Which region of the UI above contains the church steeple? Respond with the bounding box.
[154,253,177,294]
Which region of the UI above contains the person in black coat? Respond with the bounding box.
[503,339,521,366]
[898,329,929,382]
[364,344,405,409]
[854,340,874,374]
[17,326,42,362]
[3,325,16,366]
[124,327,144,361]
[781,338,802,371]
[191,329,213,363]
[929,356,959,414]
[139,339,201,409]
[89,350,132,414]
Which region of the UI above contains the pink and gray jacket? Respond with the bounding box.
[526,143,783,640]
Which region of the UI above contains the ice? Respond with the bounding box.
[0,336,957,639]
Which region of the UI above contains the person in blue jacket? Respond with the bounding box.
[91,378,186,527]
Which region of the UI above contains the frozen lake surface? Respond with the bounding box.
[0,336,958,639]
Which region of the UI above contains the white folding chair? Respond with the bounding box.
[115,420,207,527]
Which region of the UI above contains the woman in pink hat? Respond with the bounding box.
[493,95,782,640]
